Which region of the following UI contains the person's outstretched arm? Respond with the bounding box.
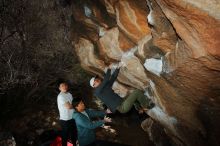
[104,68,111,79]
[74,113,104,129]
[86,109,106,118]
[108,68,120,86]
[96,68,111,90]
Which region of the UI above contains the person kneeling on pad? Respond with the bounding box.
[90,62,154,114]
[72,98,112,146]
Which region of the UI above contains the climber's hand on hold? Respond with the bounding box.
[108,63,113,69]
[109,62,123,69]
[118,61,126,68]
[108,63,116,69]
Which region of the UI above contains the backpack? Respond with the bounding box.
[39,130,74,146]
[50,136,73,146]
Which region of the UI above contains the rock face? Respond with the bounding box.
[71,0,220,146]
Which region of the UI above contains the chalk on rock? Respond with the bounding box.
[121,47,137,59]
[84,5,92,17]
[99,27,106,37]
[144,58,163,76]
[147,10,154,25]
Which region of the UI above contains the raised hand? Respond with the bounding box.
[108,63,114,69]
[102,125,111,129]
[102,125,117,134]
[104,116,112,123]
[106,108,112,114]
[118,61,126,68]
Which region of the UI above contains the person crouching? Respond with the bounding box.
[72,98,112,146]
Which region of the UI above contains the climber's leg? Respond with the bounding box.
[116,89,145,113]
[117,90,140,113]
[117,89,154,113]
[133,100,142,111]
[135,89,153,109]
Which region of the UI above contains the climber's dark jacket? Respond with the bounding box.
[94,68,123,113]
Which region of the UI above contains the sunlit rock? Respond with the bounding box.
[119,48,150,90]
[115,0,151,43]
[74,38,106,77]
[98,27,134,60]
[146,0,177,53]
[156,0,220,57]
[144,58,163,76]
[112,81,128,98]
[72,0,220,145]
[136,35,152,59]
[102,0,117,17]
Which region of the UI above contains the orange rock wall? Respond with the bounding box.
[71,0,220,145]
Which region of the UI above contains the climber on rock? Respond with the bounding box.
[90,62,154,114]
[57,82,77,146]
[72,97,112,146]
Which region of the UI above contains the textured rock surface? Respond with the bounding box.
[115,0,151,43]
[141,118,172,146]
[71,0,220,146]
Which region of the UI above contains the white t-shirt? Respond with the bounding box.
[57,92,74,120]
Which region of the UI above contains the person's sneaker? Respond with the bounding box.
[148,101,155,109]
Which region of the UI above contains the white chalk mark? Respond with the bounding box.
[144,58,163,76]
[99,27,106,37]
[84,5,92,17]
